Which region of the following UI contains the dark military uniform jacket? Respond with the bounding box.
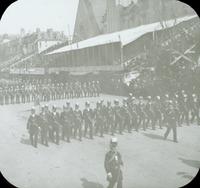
[104,150,123,181]
[83,108,93,124]
[27,114,39,134]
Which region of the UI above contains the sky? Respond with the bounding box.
[0,0,79,35]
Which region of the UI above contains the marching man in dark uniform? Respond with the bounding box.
[164,101,178,142]
[27,107,39,148]
[38,105,49,146]
[83,101,94,139]
[73,103,83,141]
[121,99,132,133]
[94,101,104,137]
[113,99,123,134]
[104,137,123,188]
[50,105,60,145]
[105,101,115,135]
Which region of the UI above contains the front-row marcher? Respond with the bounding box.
[104,137,123,188]
[27,107,39,148]
[164,101,178,142]
[38,105,49,146]
[83,101,94,139]
[50,105,60,145]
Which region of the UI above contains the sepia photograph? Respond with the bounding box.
[0,0,200,187]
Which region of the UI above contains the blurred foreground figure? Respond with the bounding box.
[104,137,123,188]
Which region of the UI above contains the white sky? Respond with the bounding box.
[0,0,79,35]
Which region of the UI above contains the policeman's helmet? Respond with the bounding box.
[147,96,151,100]
[110,137,118,148]
[156,96,161,100]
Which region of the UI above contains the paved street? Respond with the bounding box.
[0,95,200,188]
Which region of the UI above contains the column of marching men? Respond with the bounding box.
[26,90,200,148]
[0,80,101,105]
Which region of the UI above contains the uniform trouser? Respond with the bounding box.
[62,126,67,140]
[48,126,54,141]
[131,117,137,130]
[180,111,189,125]
[73,123,82,140]
[70,91,73,98]
[30,132,38,147]
[84,121,93,139]
[95,120,104,137]
[108,180,122,188]
[26,95,30,103]
[155,112,162,128]
[41,129,48,146]
[123,118,131,133]
[145,114,155,129]
[22,96,25,103]
[52,127,59,144]
[175,113,181,126]
[191,109,200,124]
[164,121,177,142]
[107,171,123,188]
[31,95,35,102]
[137,116,146,131]
[62,125,71,142]
[115,119,123,134]
[63,92,67,98]
[106,119,114,135]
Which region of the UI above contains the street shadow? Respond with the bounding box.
[80,178,104,188]
[143,133,164,140]
[20,137,31,146]
[179,158,200,169]
[177,172,194,180]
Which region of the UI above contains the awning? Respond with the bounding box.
[47,15,197,55]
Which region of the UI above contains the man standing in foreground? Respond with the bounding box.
[104,137,123,188]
